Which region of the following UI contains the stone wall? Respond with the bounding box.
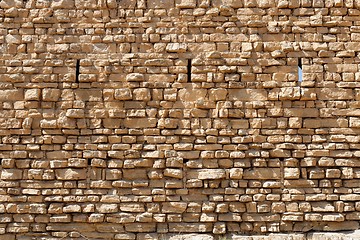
[1,0,360,239]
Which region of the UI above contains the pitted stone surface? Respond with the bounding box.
[1,0,360,239]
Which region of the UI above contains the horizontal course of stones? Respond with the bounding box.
[1,0,360,239]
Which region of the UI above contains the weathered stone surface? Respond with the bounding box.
[187,169,226,180]
[55,169,86,180]
[2,1,360,237]
[243,168,281,180]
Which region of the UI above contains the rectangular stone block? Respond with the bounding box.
[187,169,226,180]
[228,89,267,101]
[317,88,354,100]
[55,169,86,180]
[168,223,212,233]
[243,168,281,180]
[125,223,156,233]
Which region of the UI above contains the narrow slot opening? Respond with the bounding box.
[88,159,91,166]
[298,58,303,84]
[187,59,192,82]
[75,59,80,83]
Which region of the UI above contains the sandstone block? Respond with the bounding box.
[124,118,157,128]
[187,169,226,180]
[166,43,187,52]
[42,89,61,101]
[229,168,243,179]
[126,73,144,82]
[66,109,85,118]
[24,89,40,101]
[317,88,354,100]
[133,88,151,101]
[228,89,267,101]
[51,0,75,8]
[0,169,22,180]
[114,88,132,100]
[125,223,156,233]
[96,204,119,213]
[120,203,145,212]
[0,90,23,101]
[115,233,136,240]
[243,168,281,180]
[162,202,187,213]
[168,223,212,233]
[55,169,86,180]
[279,87,301,100]
[75,0,98,8]
[284,168,300,179]
[164,169,183,179]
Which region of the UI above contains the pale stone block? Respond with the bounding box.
[317,88,354,100]
[162,202,187,213]
[228,89,267,101]
[66,109,85,118]
[96,204,119,213]
[164,169,183,179]
[124,118,157,128]
[243,168,281,180]
[133,88,151,101]
[166,43,188,52]
[0,169,22,180]
[125,223,156,233]
[42,89,60,101]
[25,89,40,100]
[187,169,226,180]
[126,73,144,82]
[229,168,243,179]
[55,169,86,180]
[284,168,300,179]
[0,90,23,101]
[51,0,75,8]
[75,0,98,8]
[120,203,145,212]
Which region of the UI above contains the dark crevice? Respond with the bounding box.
[298,58,303,84]
[187,59,192,82]
[88,159,91,166]
[75,59,80,83]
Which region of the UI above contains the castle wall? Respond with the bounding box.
[1,0,360,239]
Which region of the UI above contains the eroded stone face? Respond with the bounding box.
[1,0,360,238]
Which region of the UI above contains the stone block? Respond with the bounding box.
[162,202,187,213]
[0,169,22,180]
[0,90,23,101]
[42,89,61,101]
[133,88,151,101]
[51,0,75,8]
[66,109,85,118]
[228,89,267,101]
[120,203,145,212]
[317,88,354,100]
[243,168,281,180]
[75,0,98,8]
[166,43,188,52]
[229,168,243,179]
[24,89,40,101]
[187,169,226,180]
[125,223,156,233]
[55,169,86,180]
[168,223,212,233]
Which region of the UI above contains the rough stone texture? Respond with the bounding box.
[1,0,360,239]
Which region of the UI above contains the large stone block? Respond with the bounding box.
[228,89,267,101]
[0,169,22,180]
[243,168,281,180]
[55,169,86,180]
[187,169,226,180]
[51,0,75,8]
